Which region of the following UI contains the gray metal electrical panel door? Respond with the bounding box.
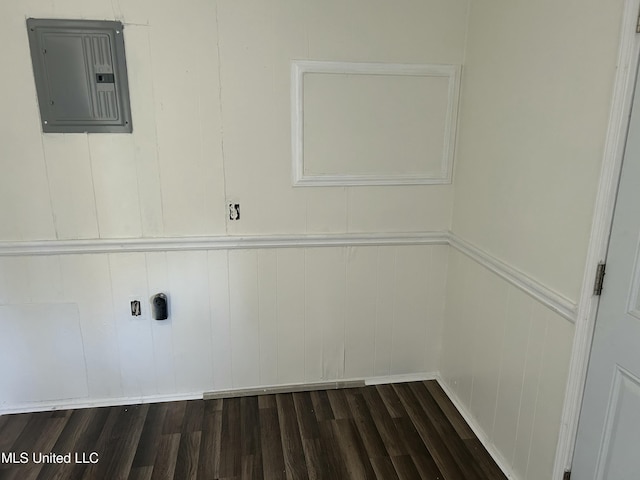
[26,19,133,133]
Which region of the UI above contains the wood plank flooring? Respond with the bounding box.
[0,381,506,479]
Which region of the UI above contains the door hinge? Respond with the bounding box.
[637,7,640,33]
[593,262,606,296]
[563,470,571,480]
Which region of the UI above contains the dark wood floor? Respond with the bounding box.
[0,381,506,480]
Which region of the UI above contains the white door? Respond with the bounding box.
[572,68,640,477]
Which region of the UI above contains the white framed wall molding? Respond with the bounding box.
[291,60,461,186]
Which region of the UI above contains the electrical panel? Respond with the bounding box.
[26,18,132,133]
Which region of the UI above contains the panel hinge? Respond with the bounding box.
[563,470,571,480]
[593,262,606,296]
[637,6,640,33]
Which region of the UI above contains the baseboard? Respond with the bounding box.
[0,391,204,416]
[436,375,516,480]
[0,372,438,415]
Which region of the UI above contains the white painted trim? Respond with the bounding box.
[437,376,514,479]
[449,233,577,322]
[0,391,204,415]
[291,60,461,186]
[555,2,640,478]
[293,173,454,187]
[0,232,449,256]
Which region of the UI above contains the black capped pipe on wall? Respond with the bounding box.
[151,293,168,320]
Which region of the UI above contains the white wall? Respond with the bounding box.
[0,0,468,242]
[452,0,624,300]
[440,0,626,479]
[442,248,573,479]
[219,0,466,233]
[0,245,447,411]
[0,0,467,411]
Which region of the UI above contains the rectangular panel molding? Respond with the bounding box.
[595,365,640,479]
[626,233,640,319]
[291,60,461,186]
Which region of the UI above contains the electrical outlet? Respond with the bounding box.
[128,296,146,320]
[130,300,141,317]
[228,202,240,221]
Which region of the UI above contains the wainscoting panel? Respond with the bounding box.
[257,249,279,386]
[108,253,156,398]
[166,251,215,392]
[208,250,233,390]
[228,249,261,388]
[305,248,347,382]
[146,252,177,395]
[441,247,574,479]
[392,246,433,374]
[0,303,88,404]
[0,244,446,412]
[345,246,379,379]
[274,248,307,385]
[59,255,122,399]
[0,235,573,480]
